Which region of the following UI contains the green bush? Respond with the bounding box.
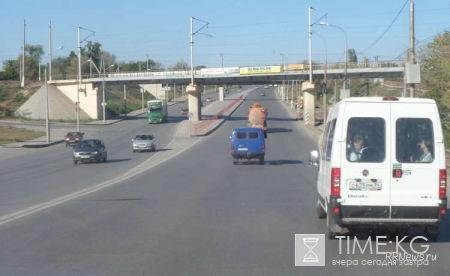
[443,125,450,149]
[106,100,125,115]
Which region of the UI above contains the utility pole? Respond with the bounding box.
[49,21,53,81]
[308,6,313,83]
[190,17,194,85]
[124,84,127,118]
[220,53,223,68]
[323,47,327,122]
[21,20,26,88]
[409,0,416,98]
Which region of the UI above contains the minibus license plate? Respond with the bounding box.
[349,182,382,191]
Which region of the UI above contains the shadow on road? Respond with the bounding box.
[267,128,293,134]
[264,160,304,165]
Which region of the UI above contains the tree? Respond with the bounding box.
[1,60,19,80]
[170,60,189,71]
[348,49,357,63]
[18,44,44,81]
[100,51,117,71]
[82,41,102,70]
[418,31,450,126]
[122,61,141,72]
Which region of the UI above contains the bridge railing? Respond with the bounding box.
[49,60,405,81]
[294,60,405,71]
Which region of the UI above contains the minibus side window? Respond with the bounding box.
[325,119,337,162]
[396,118,434,163]
[320,122,331,161]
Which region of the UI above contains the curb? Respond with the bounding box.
[21,140,64,148]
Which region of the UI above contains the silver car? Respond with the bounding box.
[73,139,107,164]
[132,134,156,153]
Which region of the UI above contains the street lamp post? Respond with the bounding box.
[314,31,328,122]
[77,27,82,132]
[102,63,114,124]
[44,67,50,143]
[77,26,95,132]
[87,59,112,125]
[319,22,348,90]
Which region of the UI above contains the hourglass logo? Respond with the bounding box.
[295,234,325,266]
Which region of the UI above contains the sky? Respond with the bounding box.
[2,0,450,70]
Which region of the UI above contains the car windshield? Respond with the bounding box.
[136,135,153,140]
[67,132,80,136]
[77,140,101,148]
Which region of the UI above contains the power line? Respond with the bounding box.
[360,0,409,54]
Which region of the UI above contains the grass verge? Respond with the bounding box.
[0,126,45,146]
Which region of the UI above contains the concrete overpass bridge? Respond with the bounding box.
[45,62,404,122]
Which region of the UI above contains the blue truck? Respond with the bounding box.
[230,127,266,165]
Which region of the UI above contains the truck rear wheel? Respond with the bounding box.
[233,158,238,165]
[259,157,264,164]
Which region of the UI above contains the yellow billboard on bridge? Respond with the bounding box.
[285,63,309,70]
[240,66,281,75]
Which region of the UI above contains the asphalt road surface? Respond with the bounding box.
[0,87,449,275]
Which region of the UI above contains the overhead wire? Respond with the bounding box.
[360,0,409,54]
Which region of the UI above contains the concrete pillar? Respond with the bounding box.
[219,86,224,101]
[186,84,203,121]
[302,81,316,126]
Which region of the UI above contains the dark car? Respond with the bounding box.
[73,139,107,164]
[64,132,84,147]
[181,108,188,115]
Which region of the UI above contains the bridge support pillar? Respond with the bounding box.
[186,84,203,121]
[302,82,315,126]
[219,86,224,101]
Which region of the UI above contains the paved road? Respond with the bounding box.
[0,86,448,275]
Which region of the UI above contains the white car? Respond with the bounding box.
[132,134,156,153]
[206,97,212,102]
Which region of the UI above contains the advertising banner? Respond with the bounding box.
[239,66,281,75]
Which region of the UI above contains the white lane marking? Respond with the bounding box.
[0,137,204,226]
